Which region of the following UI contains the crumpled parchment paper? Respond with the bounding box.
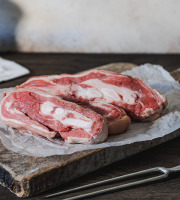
[0,64,180,157]
[0,57,30,82]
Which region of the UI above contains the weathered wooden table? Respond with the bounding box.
[0,53,180,200]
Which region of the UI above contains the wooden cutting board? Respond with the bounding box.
[0,63,180,197]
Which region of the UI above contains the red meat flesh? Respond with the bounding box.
[0,89,108,144]
[87,101,126,123]
[19,70,166,121]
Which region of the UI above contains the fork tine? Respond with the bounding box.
[44,167,163,198]
[60,174,168,200]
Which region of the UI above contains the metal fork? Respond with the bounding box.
[44,165,180,200]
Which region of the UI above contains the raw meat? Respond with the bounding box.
[0,89,108,144]
[19,70,166,121]
[84,101,131,134]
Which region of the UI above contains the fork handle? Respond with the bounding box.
[169,165,180,173]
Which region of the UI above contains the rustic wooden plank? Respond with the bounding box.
[94,62,136,72]
[0,62,179,197]
[171,68,180,81]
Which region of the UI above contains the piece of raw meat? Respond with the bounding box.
[19,70,166,121]
[18,74,131,135]
[0,89,108,144]
[85,101,131,135]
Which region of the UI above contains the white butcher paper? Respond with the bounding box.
[0,64,180,157]
[0,57,30,82]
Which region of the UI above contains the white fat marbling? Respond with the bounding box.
[40,101,93,131]
[0,117,24,125]
[31,124,54,134]
[75,85,102,99]
[101,88,121,102]
[23,77,70,96]
[0,102,53,134]
[40,102,54,115]
[55,108,64,115]
[90,101,108,109]
[3,101,23,115]
[79,79,139,104]
[63,118,92,129]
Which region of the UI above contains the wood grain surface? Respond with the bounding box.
[0,53,180,200]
